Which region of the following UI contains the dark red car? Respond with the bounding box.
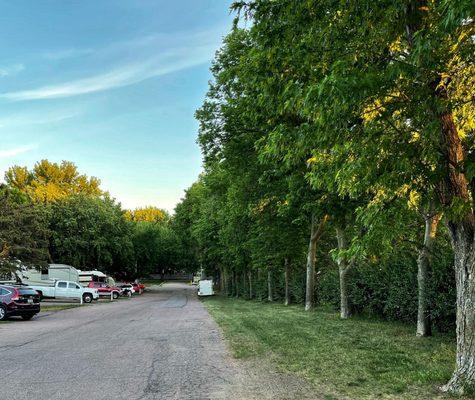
[87,282,121,299]
[0,285,41,321]
[131,282,145,295]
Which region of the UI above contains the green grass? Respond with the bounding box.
[41,304,82,312]
[203,297,462,399]
[141,279,164,286]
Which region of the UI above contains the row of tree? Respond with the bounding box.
[172,0,475,394]
[0,160,179,280]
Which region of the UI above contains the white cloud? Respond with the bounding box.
[0,64,25,78]
[1,44,216,101]
[0,144,37,158]
[42,48,94,60]
[0,109,80,128]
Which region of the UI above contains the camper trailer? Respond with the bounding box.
[18,264,79,286]
[77,270,115,287]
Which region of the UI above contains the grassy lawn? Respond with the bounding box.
[203,297,461,400]
[41,304,82,312]
[141,279,164,286]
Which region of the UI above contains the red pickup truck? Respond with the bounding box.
[87,282,121,299]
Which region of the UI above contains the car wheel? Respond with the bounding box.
[112,291,119,299]
[21,313,35,321]
[0,305,7,321]
[83,293,93,303]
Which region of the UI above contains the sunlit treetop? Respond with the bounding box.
[125,206,169,223]
[5,159,102,203]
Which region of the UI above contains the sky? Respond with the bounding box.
[0,0,234,212]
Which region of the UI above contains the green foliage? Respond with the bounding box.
[173,1,474,356]
[0,186,50,276]
[132,221,178,276]
[48,194,135,278]
[5,160,102,202]
[319,240,456,332]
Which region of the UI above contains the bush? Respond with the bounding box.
[318,236,456,332]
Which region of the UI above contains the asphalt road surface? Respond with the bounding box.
[0,282,314,400]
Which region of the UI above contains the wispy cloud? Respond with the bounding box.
[0,44,216,101]
[1,24,227,102]
[0,63,25,78]
[42,48,94,60]
[0,109,80,128]
[0,144,37,158]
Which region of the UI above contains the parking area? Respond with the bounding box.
[0,282,313,400]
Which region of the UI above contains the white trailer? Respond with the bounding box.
[198,280,214,296]
[77,270,108,287]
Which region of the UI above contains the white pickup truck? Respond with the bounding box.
[29,280,99,303]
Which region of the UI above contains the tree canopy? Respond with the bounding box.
[172,0,475,394]
[5,160,102,202]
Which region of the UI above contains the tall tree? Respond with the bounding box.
[0,186,50,276]
[6,160,102,202]
[49,194,135,278]
[125,206,169,223]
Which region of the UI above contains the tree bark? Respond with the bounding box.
[305,214,329,311]
[441,222,475,393]
[223,267,229,296]
[234,271,239,298]
[257,268,262,300]
[416,207,441,337]
[284,258,290,306]
[219,266,225,294]
[404,3,475,391]
[335,226,351,319]
[248,271,253,299]
[267,269,273,302]
[435,76,475,393]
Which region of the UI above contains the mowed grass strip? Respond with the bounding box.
[41,304,82,312]
[202,297,460,399]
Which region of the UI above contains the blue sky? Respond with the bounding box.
[0,0,234,211]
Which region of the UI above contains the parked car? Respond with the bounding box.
[118,284,135,296]
[87,282,121,299]
[30,281,99,303]
[0,285,40,320]
[131,282,146,294]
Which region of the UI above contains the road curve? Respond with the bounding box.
[0,282,314,400]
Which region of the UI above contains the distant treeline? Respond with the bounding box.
[0,160,184,280]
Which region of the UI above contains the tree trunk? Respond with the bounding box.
[242,272,247,298]
[305,214,329,311]
[219,267,225,294]
[234,271,239,298]
[416,208,441,337]
[223,267,229,296]
[403,3,475,391]
[284,258,290,306]
[435,67,475,395]
[257,269,262,300]
[248,271,253,299]
[267,269,273,302]
[335,226,351,319]
[441,223,475,393]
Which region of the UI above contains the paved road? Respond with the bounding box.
[0,283,314,400]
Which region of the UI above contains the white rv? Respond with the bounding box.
[18,264,80,286]
[77,270,115,287]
